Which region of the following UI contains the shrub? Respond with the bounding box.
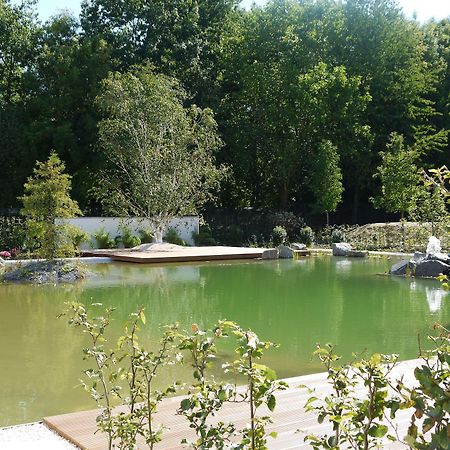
[0,216,25,251]
[271,226,287,246]
[330,227,346,243]
[138,228,154,244]
[117,226,141,248]
[192,224,217,246]
[297,226,315,246]
[164,228,186,246]
[92,227,115,249]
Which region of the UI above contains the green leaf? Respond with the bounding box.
[180,399,190,411]
[139,310,146,325]
[268,394,276,412]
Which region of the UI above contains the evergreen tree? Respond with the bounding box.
[21,152,82,259]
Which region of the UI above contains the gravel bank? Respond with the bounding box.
[0,422,77,450]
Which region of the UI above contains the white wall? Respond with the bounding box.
[57,217,199,248]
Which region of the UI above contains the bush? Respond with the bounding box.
[0,216,25,251]
[93,227,115,249]
[138,228,154,244]
[297,226,315,246]
[117,226,141,248]
[192,224,217,246]
[164,228,186,246]
[330,227,346,243]
[271,226,287,246]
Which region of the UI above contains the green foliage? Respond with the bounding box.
[271,226,287,247]
[95,66,224,241]
[20,152,82,259]
[92,227,115,249]
[304,345,399,450]
[310,140,344,223]
[398,325,450,449]
[163,228,186,246]
[297,227,315,247]
[116,225,141,249]
[372,133,422,218]
[62,302,180,450]
[138,228,154,244]
[192,224,217,246]
[0,216,25,251]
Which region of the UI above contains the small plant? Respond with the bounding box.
[397,324,450,449]
[297,226,315,246]
[92,227,115,249]
[163,228,186,246]
[117,225,141,248]
[192,224,217,246]
[330,227,346,243]
[178,322,237,448]
[304,344,399,450]
[138,228,154,244]
[271,226,287,246]
[62,303,180,450]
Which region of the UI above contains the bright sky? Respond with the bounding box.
[29,0,450,23]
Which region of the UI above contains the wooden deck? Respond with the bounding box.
[44,360,420,449]
[83,246,266,264]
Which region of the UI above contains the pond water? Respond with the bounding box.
[0,256,449,426]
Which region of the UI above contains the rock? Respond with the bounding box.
[425,253,450,265]
[347,250,368,258]
[414,259,450,278]
[262,248,279,260]
[332,242,352,256]
[412,252,426,262]
[291,243,306,250]
[390,260,410,276]
[0,257,4,266]
[278,245,294,259]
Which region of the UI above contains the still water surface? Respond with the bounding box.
[0,256,448,426]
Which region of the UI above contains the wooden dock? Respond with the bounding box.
[44,360,419,449]
[82,246,266,264]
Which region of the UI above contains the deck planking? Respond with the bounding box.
[44,360,420,449]
[82,246,266,264]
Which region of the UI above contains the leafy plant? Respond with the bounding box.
[178,322,237,448]
[62,302,179,450]
[297,226,315,246]
[92,227,115,249]
[117,225,141,248]
[398,324,450,449]
[138,228,154,244]
[271,226,287,247]
[192,224,217,246]
[20,152,82,259]
[163,228,186,246]
[304,344,400,450]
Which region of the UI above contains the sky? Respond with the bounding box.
[29,0,450,23]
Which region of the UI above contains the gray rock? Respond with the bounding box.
[278,245,294,259]
[347,250,368,258]
[262,248,279,260]
[411,252,426,262]
[0,257,4,266]
[332,242,352,256]
[415,259,450,278]
[390,260,410,276]
[291,243,306,251]
[425,253,450,265]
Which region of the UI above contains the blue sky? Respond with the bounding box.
[28,0,450,23]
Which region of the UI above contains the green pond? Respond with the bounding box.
[0,256,449,427]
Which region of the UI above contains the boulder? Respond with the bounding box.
[291,243,306,251]
[389,260,410,276]
[278,245,294,259]
[332,242,352,256]
[411,252,426,262]
[262,248,279,260]
[0,257,4,266]
[414,259,450,278]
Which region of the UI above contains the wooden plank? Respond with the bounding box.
[44,360,420,449]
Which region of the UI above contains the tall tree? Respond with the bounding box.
[95,66,224,241]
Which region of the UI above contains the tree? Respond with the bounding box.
[371,133,422,218]
[21,152,82,259]
[310,140,344,225]
[95,65,224,242]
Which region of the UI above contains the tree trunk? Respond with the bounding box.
[326,211,330,226]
